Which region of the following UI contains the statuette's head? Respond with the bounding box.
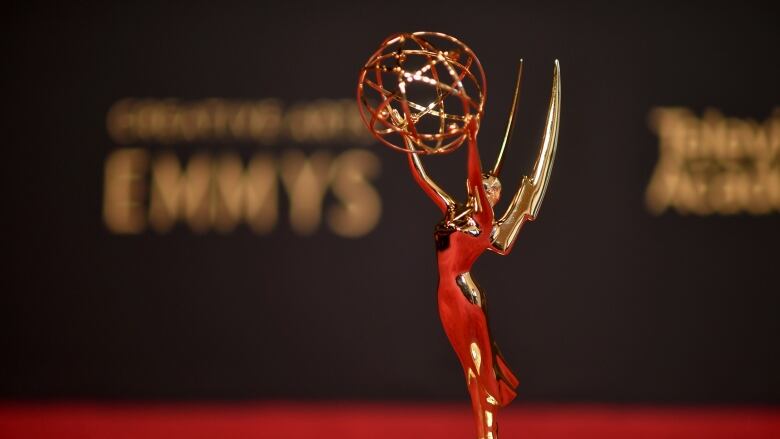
[357,32,487,155]
[482,174,502,207]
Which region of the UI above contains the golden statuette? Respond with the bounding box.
[357,31,561,438]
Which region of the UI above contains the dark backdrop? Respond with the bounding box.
[2,1,778,403]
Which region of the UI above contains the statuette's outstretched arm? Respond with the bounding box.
[390,109,455,213]
[490,60,561,255]
[406,138,456,213]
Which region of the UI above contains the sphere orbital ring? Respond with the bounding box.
[357,32,487,155]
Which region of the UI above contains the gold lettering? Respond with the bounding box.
[279,150,332,235]
[106,99,137,145]
[212,154,246,233]
[646,107,780,215]
[103,148,149,233]
[103,149,381,236]
[104,97,382,236]
[106,98,368,145]
[212,153,278,233]
[646,108,691,214]
[148,153,212,233]
[245,100,282,143]
[244,154,279,233]
[328,150,382,238]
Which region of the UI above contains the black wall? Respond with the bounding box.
[3,1,778,403]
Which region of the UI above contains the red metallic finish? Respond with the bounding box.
[417,121,518,439]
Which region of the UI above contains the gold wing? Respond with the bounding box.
[491,60,561,255]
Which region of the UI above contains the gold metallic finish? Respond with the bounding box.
[457,272,483,306]
[357,32,487,155]
[490,61,560,254]
[492,59,524,177]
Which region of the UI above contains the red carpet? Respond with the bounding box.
[0,403,778,438]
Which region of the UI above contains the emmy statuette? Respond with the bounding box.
[357,32,561,439]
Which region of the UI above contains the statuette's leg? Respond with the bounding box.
[467,371,500,439]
